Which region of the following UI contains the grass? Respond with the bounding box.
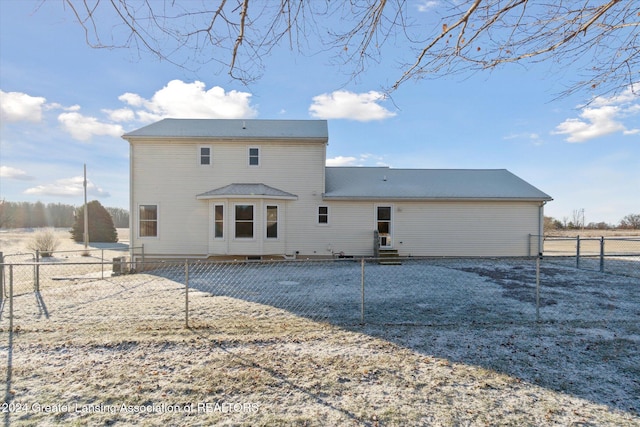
[1,226,639,425]
[2,267,639,426]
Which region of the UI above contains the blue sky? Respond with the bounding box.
[1,1,638,225]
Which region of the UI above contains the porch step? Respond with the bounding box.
[378,249,401,265]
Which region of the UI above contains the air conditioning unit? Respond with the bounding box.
[112,256,129,276]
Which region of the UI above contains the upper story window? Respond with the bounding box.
[200,146,212,165]
[139,204,158,237]
[248,147,260,166]
[318,206,329,225]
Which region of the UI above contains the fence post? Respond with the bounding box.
[361,257,365,324]
[9,265,13,331]
[528,234,532,257]
[35,250,40,292]
[0,251,4,303]
[141,244,145,265]
[101,249,104,280]
[600,237,605,273]
[536,254,541,322]
[185,259,189,329]
[576,236,580,269]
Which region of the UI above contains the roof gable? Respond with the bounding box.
[324,167,552,201]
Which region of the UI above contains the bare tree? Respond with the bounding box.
[620,213,640,229]
[0,199,12,228]
[571,208,585,229]
[58,0,638,98]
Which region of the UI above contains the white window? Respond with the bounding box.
[199,146,212,165]
[139,204,158,237]
[248,147,260,166]
[266,205,278,239]
[235,204,254,239]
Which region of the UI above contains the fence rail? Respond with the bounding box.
[533,235,640,277]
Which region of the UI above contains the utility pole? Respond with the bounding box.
[84,163,89,253]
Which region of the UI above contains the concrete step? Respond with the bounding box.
[378,249,401,265]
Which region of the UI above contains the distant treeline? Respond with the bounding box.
[0,201,129,229]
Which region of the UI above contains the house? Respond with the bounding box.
[122,118,552,260]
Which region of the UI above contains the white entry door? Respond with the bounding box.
[376,206,392,248]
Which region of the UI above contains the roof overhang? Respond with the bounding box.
[322,196,553,202]
[197,183,298,201]
[123,136,328,144]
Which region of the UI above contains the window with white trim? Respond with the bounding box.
[266,205,278,239]
[214,204,224,239]
[139,204,158,237]
[248,147,260,166]
[318,206,329,225]
[199,146,212,165]
[235,204,254,238]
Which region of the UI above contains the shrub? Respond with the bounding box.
[27,228,61,257]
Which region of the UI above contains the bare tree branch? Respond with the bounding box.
[229,0,249,79]
[55,0,639,99]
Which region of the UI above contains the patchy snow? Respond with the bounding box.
[1,257,639,424]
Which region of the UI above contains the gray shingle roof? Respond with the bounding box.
[324,167,552,201]
[197,183,298,200]
[123,119,328,141]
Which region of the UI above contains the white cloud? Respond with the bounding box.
[119,80,257,122]
[326,156,358,166]
[58,111,125,142]
[1,81,257,142]
[554,106,628,143]
[326,153,388,167]
[504,132,542,144]
[0,166,34,180]
[553,85,640,143]
[118,92,145,107]
[104,108,135,122]
[24,176,109,198]
[590,84,639,108]
[0,90,47,123]
[417,1,439,12]
[309,90,396,121]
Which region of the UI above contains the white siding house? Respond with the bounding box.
[123,119,552,260]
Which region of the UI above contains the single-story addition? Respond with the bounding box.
[122,118,552,260]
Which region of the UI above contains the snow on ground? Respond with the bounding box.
[1,256,639,424]
[171,257,640,414]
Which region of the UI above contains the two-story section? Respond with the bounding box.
[123,119,329,259]
[125,118,552,260]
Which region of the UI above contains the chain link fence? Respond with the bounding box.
[536,235,640,278]
[2,255,639,329]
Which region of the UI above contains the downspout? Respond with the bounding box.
[129,141,135,264]
[538,201,547,256]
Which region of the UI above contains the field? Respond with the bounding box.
[1,229,640,426]
[543,229,640,256]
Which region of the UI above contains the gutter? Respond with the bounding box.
[322,196,554,202]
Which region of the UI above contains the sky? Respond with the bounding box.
[0,1,638,226]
